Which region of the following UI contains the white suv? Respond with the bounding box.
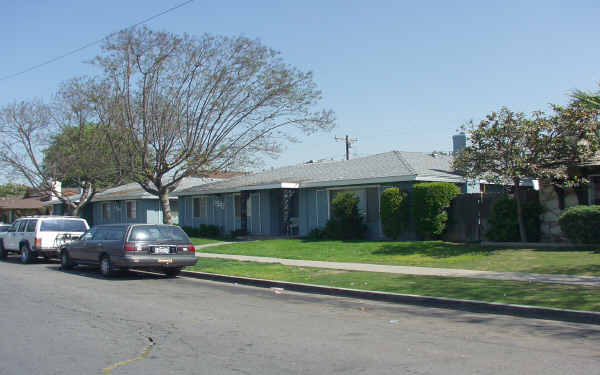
[0,216,89,263]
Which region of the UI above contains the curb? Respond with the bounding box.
[180,270,600,325]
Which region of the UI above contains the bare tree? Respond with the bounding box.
[0,78,126,215]
[93,27,335,224]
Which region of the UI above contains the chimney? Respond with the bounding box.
[51,181,62,201]
[452,133,466,155]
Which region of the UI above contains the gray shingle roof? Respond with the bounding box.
[176,151,464,196]
[92,177,217,202]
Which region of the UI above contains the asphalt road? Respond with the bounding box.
[1,257,599,375]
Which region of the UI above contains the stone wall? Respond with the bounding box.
[539,184,579,242]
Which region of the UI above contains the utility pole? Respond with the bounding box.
[335,134,359,160]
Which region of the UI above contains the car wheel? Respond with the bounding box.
[0,241,7,260]
[100,255,114,278]
[20,244,34,264]
[163,267,182,278]
[61,250,74,270]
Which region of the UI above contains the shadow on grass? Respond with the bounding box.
[372,241,492,258]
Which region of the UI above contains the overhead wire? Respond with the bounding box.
[0,0,194,82]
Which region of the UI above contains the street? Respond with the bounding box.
[0,257,599,375]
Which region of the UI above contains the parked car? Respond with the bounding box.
[0,224,10,233]
[0,216,89,263]
[60,224,198,278]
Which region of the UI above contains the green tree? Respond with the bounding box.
[0,78,128,215]
[380,187,409,239]
[0,184,28,197]
[572,86,600,111]
[454,105,599,242]
[92,27,335,224]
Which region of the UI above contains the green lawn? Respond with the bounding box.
[190,237,226,246]
[196,239,600,276]
[187,258,600,312]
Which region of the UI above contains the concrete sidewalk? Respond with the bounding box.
[194,248,600,287]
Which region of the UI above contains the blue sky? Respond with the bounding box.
[2,0,599,170]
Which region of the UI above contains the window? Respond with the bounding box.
[106,229,125,241]
[40,219,87,232]
[25,220,37,232]
[128,225,189,242]
[16,221,26,232]
[103,203,111,219]
[81,229,95,240]
[126,201,136,219]
[193,197,206,218]
[590,176,600,205]
[93,229,109,241]
[234,194,241,218]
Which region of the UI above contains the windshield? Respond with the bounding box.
[128,226,190,242]
[40,220,87,232]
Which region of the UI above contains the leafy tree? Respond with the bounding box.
[572,86,600,111]
[0,78,127,215]
[454,106,600,242]
[380,187,409,239]
[0,184,28,197]
[92,27,335,224]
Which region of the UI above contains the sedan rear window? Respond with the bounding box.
[40,220,87,232]
[128,226,190,242]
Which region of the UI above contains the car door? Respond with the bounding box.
[4,221,19,250]
[69,228,95,261]
[13,220,27,250]
[81,228,108,263]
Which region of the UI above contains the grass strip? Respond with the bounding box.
[190,237,225,246]
[199,239,600,276]
[187,258,600,312]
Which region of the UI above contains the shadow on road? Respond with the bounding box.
[46,264,172,281]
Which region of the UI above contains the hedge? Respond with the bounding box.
[380,187,409,239]
[558,205,600,244]
[411,182,460,239]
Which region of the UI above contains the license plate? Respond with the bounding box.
[157,258,173,264]
[155,247,170,254]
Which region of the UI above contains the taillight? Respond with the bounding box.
[186,245,195,252]
[34,238,42,248]
[124,242,137,252]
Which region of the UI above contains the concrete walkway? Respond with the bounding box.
[194,246,600,287]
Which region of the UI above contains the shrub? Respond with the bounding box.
[380,187,409,239]
[558,205,600,244]
[324,192,367,240]
[181,224,221,238]
[306,228,326,240]
[229,228,248,238]
[412,182,460,239]
[486,195,543,242]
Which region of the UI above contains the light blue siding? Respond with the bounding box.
[91,199,164,225]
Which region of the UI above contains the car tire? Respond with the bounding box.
[20,244,34,264]
[100,255,114,278]
[60,250,74,270]
[163,267,182,278]
[0,241,7,260]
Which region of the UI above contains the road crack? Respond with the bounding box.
[102,337,155,374]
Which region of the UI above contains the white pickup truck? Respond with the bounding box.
[0,216,89,263]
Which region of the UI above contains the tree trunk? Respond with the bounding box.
[70,205,80,217]
[514,179,527,242]
[159,190,172,224]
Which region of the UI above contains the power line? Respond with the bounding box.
[0,0,195,82]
